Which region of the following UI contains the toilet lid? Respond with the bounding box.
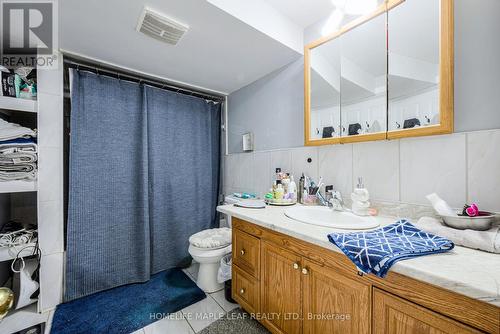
[189,228,231,249]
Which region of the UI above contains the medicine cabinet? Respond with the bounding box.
[304,0,454,146]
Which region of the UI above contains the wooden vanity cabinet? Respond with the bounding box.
[261,241,303,334]
[303,259,370,334]
[373,289,482,334]
[231,218,499,334]
[233,265,260,313]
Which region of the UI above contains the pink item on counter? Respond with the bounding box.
[466,203,479,217]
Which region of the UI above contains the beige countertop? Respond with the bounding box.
[217,204,500,307]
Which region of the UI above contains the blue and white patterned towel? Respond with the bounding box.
[328,220,454,278]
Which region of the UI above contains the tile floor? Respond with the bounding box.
[44,261,240,334]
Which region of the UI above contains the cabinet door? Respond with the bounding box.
[373,288,482,334]
[233,228,260,278]
[302,260,370,334]
[261,241,303,334]
[233,265,260,313]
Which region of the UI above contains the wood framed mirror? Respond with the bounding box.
[304,0,454,146]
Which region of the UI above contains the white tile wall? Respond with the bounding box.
[290,147,319,183]
[400,134,466,207]
[224,129,500,212]
[353,140,400,202]
[269,149,292,174]
[318,144,353,196]
[251,151,271,197]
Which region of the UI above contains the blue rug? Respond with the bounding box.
[51,268,205,334]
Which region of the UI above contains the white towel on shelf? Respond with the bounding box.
[415,216,500,254]
[0,151,37,164]
[0,170,36,181]
[0,119,36,141]
[0,162,37,181]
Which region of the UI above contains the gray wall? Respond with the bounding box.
[454,0,500,132]
[228,0,500,153]
[227,58,304,153]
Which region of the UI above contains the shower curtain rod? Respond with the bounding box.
[63,56,226,102]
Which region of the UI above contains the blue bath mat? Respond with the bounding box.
[51,268,205,334]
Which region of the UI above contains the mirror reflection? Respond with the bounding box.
[310,38,341,140]
[388,0,440,131]
[340,14,387,137]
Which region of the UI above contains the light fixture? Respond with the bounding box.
[332,0,378,15]
[321,9,345,36]
[322,0,379,36]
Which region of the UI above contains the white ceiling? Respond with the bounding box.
[264,0,333,28]
[59,0,301,94]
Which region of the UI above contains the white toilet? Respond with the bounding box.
[188,227,232,293]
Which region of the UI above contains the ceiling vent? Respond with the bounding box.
[137,8,189,45]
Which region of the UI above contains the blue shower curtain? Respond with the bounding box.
[146,86,221,272]
[66,70,221,301]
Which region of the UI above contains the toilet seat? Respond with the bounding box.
[188,227,232,293]
[188,244,231,258]
[189,227,231,249]
[189,243,228,252]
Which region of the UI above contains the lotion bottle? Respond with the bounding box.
[288,175,297,199]
[351,177,370,216]
[275,183,284,200]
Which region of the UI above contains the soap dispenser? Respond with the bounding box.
[351,177,370,216]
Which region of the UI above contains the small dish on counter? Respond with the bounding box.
[265,198,296,206]
[440,212,496,231]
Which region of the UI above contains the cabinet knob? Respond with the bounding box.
[240,288,245,295]
[301,267,309,275]
[293,263,300,270]
[240,249,245,255]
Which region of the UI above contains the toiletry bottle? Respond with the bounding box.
[353,177,369,201]
[275,168,282,181]
[289,176,297,200]
[275,183,284,200]
[298,174,305,204]
[351,177,370,216]
[282,173,290,194]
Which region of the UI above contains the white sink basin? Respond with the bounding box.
[284,206,380,230]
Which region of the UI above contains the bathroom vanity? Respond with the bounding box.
[217,205,500,334]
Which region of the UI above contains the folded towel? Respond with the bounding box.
[0,138,37,152]
[328,220,454,277]
[415,216,500,254]
[0,162,37,181]
[0,163,35,172]
[0,171,36,181]
[0,119,36,141]
[0,151,37,164]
